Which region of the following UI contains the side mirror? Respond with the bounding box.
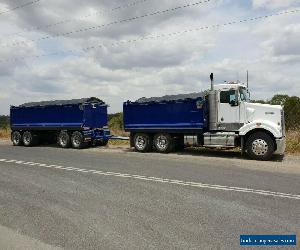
[230,100,238,106]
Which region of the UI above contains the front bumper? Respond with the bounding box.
[274,137,286,155]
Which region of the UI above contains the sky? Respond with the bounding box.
[0,0,299,114]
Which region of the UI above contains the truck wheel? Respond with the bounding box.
[71,131,85,149]
[58,131,71,148]
[246,132,275,161]
[133,133,152,152]
[153,133,174,153]
[12,131,22,146]
[22,131,36,147]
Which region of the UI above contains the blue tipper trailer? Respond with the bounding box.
[123,93,208,153]
[10,97,111,148]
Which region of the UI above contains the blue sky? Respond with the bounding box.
[0,0,299,114]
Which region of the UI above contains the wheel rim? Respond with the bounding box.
[135,136,146,150]
[156,135,168,151]
[24,134,31,144]
[60,134,68,146]
[13,134,20,144]
[73,135,81,147]
[252,139,268,156]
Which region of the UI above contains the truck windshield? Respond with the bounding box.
[239,88,250,102]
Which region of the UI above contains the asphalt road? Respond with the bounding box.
[0,140,299,250]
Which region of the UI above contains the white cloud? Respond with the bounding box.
[252,0,299,10]
[0,0,299,114]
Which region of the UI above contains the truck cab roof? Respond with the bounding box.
[214,82,247,91]
[13,97,105,108]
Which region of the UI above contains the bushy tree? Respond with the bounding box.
[269,95,290,106]
[255,95,300,130]
[282,96,300,130]
[0,116,9,129]
[108,113,123,131]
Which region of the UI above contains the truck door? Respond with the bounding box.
[218,89,241,131]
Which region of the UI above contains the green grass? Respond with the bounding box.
[286,130,300,155]
[108,129,129,146]
[0,128,10,140]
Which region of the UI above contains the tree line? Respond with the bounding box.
[253,95,300,130]
[0,116,9,129]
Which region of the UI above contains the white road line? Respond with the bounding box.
[76,169,90,172]
[62,167,77,171]
[23,162,36,165]
[29,162,41,166]
[0,159,300,200]
[5,160,17,163]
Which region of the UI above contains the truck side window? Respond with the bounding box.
[240,92,246,101]
[220,90,236,104]
[239,88,249,102]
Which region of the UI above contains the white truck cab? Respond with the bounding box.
[205,81,286,160]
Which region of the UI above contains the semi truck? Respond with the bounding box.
[123,75,286,160]
[10,97,110,149]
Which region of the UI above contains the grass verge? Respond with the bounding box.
[0,128,10,140]
[109,129,129,146]
[286,130,300,155]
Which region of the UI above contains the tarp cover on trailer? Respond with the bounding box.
[124,92,208,131]
[10,97,108,130]
[135,92,206,103]
[18,97,105,108]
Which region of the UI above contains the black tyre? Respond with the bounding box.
[11,131,22,146]
[246,132,275,161]
[22,131,37,147]
[71,131,85,149]
[153,133,174,153]
[57,131,71,148]
[133,133,152,152]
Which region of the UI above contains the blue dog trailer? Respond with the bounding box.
[10,97,110,148]
[123,93,208,153]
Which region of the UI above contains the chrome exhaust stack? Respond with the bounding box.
[208,73,218,131]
